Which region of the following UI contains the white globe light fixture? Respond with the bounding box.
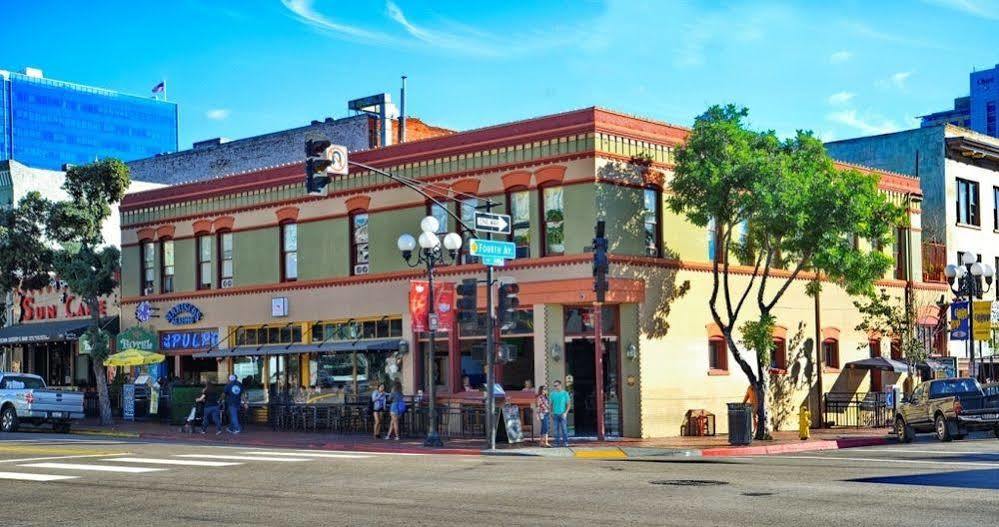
[443,232,463,252]
[956,265,968,278]
[983,263,995,279]
[418,231,440,250]
[961,251,977,265]
[397,233,416,253]
[944,264,958,279]
[971,262,984,277]
[420,215,440,235]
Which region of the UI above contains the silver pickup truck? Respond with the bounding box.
[0,372,85,433]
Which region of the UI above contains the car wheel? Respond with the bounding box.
[895,418,914,443]
[53,422,71,434]
[935,414,952,442]
[0,406,18,433]
[994,427,999,439]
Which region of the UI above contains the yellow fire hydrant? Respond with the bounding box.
[798,406,811,440]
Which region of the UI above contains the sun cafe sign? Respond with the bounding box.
[15,286,110,324]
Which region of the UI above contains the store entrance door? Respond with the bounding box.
[565,338,621,437]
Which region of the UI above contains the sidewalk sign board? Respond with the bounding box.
[122,384,136,421]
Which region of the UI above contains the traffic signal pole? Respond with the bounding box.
[593,220,608,441]
[485,261,496,450]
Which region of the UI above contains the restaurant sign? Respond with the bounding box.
[165,303,203,326]
[116,325,158,352]
[14,287,109,324]
[160,329,219,352]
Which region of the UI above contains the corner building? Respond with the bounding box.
[118,108,942,437]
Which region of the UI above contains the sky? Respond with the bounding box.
[2,0,998,149]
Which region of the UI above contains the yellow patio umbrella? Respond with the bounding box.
[103,349,166,367]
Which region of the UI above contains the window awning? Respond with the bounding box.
[193,338,405,359]
[845,356,909,373]
[0,317,118,345]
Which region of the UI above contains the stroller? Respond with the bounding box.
[180,400,206,434]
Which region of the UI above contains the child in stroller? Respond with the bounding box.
[181,385,209,434]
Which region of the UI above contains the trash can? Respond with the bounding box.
[727,403,753,445]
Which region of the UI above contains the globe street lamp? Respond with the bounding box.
[945,250,994,381]
[398,216,462,447]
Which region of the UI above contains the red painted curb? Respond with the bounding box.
[134,431,480,456]
[700,436,890,457]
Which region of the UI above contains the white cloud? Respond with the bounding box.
[829,50,852,63]
[922,0,999,20]
[875,71,913,90]
[827,110,900,135]
[205,109,230,120]
[279,0,404,46]
[827,91,856,105]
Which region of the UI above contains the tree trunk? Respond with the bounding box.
[754,378,769,440]
[88,299,113,425]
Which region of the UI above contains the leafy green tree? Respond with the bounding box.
[854,289,934,370]
[47,159,130,425]
[668,105,905,439]
[0,192,55,326]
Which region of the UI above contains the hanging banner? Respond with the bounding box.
[973,301,993,340]
[950,301,969,341]
[409,281,455,333]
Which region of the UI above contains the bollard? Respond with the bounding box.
[798,406,811,440]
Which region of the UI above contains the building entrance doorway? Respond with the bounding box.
[565,338,620,437]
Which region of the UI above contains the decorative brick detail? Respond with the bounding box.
[643,169,665,188]
[155,225,176,239]
[773,325,788,340]
[534,165,566,186]
[706,323,724,339]
[275,206,300,222]
[501,170,532,190]
[345,195,371,213]
[192,219,213,235]
[822,327,840,341]
[212,216,235,231]
[450,178,480,195]
[136,228,156,241]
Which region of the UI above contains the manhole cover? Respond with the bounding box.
[742,492,775,497]
[650,479,728,487]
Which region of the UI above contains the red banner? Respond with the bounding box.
[409,281,455,333]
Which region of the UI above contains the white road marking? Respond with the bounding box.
[0,454,132,464]
[291,449,426,457]
[773,455,999,468]
[852,448,999,455]
[107,457,242,467]
[176,454,308,462]
[240,451,371,459]
[0,471,78,482]
[20,462,167,473]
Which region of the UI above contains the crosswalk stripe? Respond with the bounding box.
[290,449,425,457]
[20,462,167,474]
[0,471,78,482]
[107,457,242,467]
[175,454,308,462]
[241,451,371,459]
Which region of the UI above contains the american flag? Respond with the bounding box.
[152,81,165,94]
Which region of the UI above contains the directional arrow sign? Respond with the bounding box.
[474,212,512,235]
[468,238,517,260]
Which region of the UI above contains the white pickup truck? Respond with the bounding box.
[0,372,85,433]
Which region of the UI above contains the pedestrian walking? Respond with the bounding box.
[550,380,571,447]
[387,381,406,440]
[371,383,387,438]
[536,385,551,447]
[224,374,245,434]
[182,382,208,434]
[201,382,223,435]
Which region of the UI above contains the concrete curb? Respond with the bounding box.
[72,429,142,438]
[700,436,892,457]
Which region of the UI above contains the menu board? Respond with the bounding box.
[502,403,524,444]
[122,384,136,421]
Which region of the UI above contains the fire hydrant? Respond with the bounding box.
[798,406,811,440]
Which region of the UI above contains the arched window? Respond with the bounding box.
[159,238,174,294]
[196,234,212,290]
[350,210,370,276]
[540,184,565,256]
[280,222,298,282]
[643,186,663,257]
[140,240,155,296]
[217,230,233,288]
[822,338,840,369]
[506,186,531,258]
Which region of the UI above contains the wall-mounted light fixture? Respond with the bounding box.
[549,343,562,362]
[625,343,638,361]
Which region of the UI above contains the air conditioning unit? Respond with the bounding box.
[354,264,369,275]
[220,278,234,289]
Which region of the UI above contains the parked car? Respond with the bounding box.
[0,372,85,433]
[894,378,999,442]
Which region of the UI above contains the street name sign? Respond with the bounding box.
[468,238,516,261]
[481,256,506,267]
[474,212,512,235]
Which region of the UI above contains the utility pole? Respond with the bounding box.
[484,200,497,450]
[592,220,608,440]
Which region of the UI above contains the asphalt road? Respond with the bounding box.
[1,432,997,526]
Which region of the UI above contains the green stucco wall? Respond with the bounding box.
[298,218,349,280]
[173,238,196,292]
[120,245,141,298]
[368,207,425,275]
[619,303,642,438]
[233,228,279,286]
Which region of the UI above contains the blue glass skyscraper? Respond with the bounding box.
[0,68,178,170]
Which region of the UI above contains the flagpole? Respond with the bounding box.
[163,81,167,102]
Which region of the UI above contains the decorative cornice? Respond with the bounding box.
[275,207,300,222]
[534,165,567,186]
[450,178,480,195]
[213,216,234,231]
[345,195,371,213]
[155,225,175,239]
[192,219,213,235]
[502,170,532,190]
[137,228,156,242]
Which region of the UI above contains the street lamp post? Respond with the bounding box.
[398,216,462,448]
[944,251,994,381]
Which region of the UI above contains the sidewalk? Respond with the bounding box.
[72,419,893,459]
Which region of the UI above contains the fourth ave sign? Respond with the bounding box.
[474,212,512,235]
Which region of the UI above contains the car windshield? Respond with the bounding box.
[929,379,982,398]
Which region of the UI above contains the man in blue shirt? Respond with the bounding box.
[224,375,245,434]
[549,380,571,447]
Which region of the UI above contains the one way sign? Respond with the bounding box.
[474,212,511,235]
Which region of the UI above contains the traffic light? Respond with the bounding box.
[593,220,609,303]
[305,137,333,195]
[497,281,520,330]
[456,278,478,325]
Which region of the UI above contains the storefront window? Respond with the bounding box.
[232,356,265,403]
[218,231,233,286]
[507,188,531,258]
[541,185,565,256]
[160,238,174,294]
[500,337,534,391]
[197,234,212,290]
[563,306,616,335]
[350,212,369,276]
[141,241,155,295]
[310,317,403,343]
[235,325,303,346]
[281,222,297,281]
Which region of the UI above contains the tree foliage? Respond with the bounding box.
[0,192,55,325]
[668,105,907,438]
[854,289,932,367]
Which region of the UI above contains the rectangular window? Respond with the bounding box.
[281,223,297,281]
[709,339,727,371]
[160,239,174,294]
[458,198,478,264]
[508,189,531,258]
[428,202,448,235]
[994,186,999,230]
[351,213,369,276]
[541,186,565,256]
[643,188,661,257]
[770,338,787,370]
[894,226,907,280]
[956,178,979,226]
[141,241,155,295]
[869,340,881,359]
[822,339,840,369]
[890,339,903,361]
[218,231,233,287]
[197,235,211,290]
